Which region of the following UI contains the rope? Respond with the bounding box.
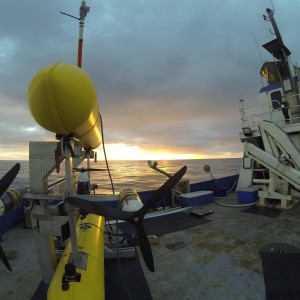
[213,197,258,208]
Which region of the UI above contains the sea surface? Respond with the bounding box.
[0,158,241,194]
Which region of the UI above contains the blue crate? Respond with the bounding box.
[179,191,213,207]
[237,187,259,204]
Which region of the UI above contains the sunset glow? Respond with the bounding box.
[0,142,242,161]
[0,143,241,161]
[98,143,216,160]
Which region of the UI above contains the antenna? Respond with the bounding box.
[78,1,90,68]
[60,0,90,68]
[58,1,91,266]
[266,8,283,44]
[270,0,275,12]
[252,32,263,65]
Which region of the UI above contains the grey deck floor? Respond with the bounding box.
[0,224,41,300]
[141,197,300,300]
[1,194,300,300]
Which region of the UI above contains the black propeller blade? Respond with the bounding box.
[0,163,20,198]
[0,163,20,272]
[0,246,12,272]
[65,165,187,272]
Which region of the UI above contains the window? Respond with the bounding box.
[271,91,282,109]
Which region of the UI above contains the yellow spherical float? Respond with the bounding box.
[27,62,102,149]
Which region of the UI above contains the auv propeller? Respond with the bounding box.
[65,165,187,272]
[0,163,20,271]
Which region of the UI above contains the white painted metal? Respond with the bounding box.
[27,140,86,283]
[237,10,300,208]
[64,142,80,264]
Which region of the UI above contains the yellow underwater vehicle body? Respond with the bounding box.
[47,214,105,300]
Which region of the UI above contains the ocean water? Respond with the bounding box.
[0,158,241,194]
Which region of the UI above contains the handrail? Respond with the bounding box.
[239,92,300,130]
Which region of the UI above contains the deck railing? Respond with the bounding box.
[239,93,300,131]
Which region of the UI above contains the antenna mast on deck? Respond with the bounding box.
[60,0,90,68]
[263,8,291,64]
[262,8,295,95]
[78,1,90,67]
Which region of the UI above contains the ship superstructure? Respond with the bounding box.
[238,8,300,208]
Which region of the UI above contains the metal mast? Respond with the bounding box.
[78,1,90,67]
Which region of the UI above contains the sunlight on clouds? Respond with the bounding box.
[0,142,242,161]
[24,126,39,132]
[0,149,28,160]
[98,143,202,160]
[105,143,142,160]
[212,151,243,159]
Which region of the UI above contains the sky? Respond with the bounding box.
[1,0,300,160]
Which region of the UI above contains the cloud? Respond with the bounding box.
[1,0,299,159]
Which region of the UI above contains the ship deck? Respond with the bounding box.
[1,193,300,300]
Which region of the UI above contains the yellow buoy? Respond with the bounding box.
[27,62,102,149]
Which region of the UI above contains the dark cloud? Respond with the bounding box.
[1,0,299,159]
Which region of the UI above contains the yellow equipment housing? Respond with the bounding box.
[27,62,102,149]
[47,214,105,300]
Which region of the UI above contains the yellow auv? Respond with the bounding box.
[47,214,105,300]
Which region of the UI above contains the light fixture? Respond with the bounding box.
[242,127,253,137]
